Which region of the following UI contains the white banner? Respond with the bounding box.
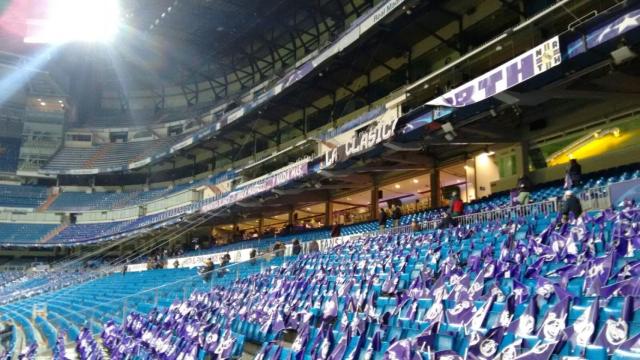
[428,36,561,107]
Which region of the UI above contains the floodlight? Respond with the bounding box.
[24,0,121,44]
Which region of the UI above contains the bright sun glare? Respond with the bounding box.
[24,0,121,44]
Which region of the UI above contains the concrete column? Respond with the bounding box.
[430,170,441,208]
[288,206,295,226]
[370,184,380,220]
[258,217,264,236]
[324,200,333,226]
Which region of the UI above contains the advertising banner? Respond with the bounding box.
[428,36,561,107]
[609,178,640,207]
[200,160,308,213]
[323,112,398,168]
[567,8,640,58]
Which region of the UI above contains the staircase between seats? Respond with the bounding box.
[40,224,68,244]
[37,192,59,212]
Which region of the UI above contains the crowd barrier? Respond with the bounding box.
[579,185,611,210]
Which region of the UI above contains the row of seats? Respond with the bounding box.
[43,137,181,172]
[89,204,639,359]
[48,170,234,211]
[0,260,270,354]
[0,185,48,209]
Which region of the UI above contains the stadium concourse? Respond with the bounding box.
[1,0,640,359]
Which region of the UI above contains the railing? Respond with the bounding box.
[579,185,610,210]
[421,199,558,230]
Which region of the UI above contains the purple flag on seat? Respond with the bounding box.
[383,339,411,360]
[564,297,599,349]
[434,350,463,360]
[446,299,475,326]
[467,326,505,360]
[291,323,310,360]
[362,330,382,360]
[536,297,568,341]
[616,330,640,354]
[583,253,613,296]
[594,296,634,354]
[214,330,236,359]
[513,341,557,360]
[507,297,537,337]
[329,328,351,360]
[466,295,494,331]
[497,338,522,360]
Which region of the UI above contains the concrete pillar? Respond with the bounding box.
[430,170,441,208]
[288,206,295,226]
[370,184,380,220]
[258,217,264,236]
[324,200,333,226]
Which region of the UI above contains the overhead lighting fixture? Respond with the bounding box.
[40,102,46,106]
[394,184,401,189]
[24,0,121,44]
[412,179,419,184]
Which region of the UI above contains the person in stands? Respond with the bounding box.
[517,175,532,205]
[450,191,464,217]
[121,264,127,276]
[249,249,257,264]
[561,190,583,223]
[438,212,458,229]
[567,159,582,187]
[221,253,231,267]
[173,260,179,269]
[379,208,388,231]
[331,222,341,238]
[292,239,302,256]
[273,241,285,257]
[200,258,214,283]
[309,240,320,253]
[391,204,402,228]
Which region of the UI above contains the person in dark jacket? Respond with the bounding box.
[567,159,582,186]
[379,208,388,231]
[561,190,583,223]
[391,205,402,228]
[330,222,341,238]
[292,239,302,256]
[249,249,257,264]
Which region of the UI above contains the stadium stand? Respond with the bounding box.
[43,137,180,172]
[2,0,640,359]
[0,137,20,173]
[0,185,48,209]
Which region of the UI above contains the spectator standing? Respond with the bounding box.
[249,249,257,264]
[173,260,179,269]
[331,222,341,238]
[391,204,402,228]
[517,176,532,205]
[273,241,285,257]
[221,253,231,267]
[561,190,583,223]
[292,239,302,256]
[567,159,582,187]
[200,258,214,283]
[121,265,127,277]
[450,191,464,217]
[379,208,388,231]
[309,240,320,253]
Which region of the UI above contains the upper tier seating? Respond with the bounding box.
[0,223,56,244]
[0,185,48,208]
[44,137,181,172]
[47,171,234,212]
[0,137,21,173]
